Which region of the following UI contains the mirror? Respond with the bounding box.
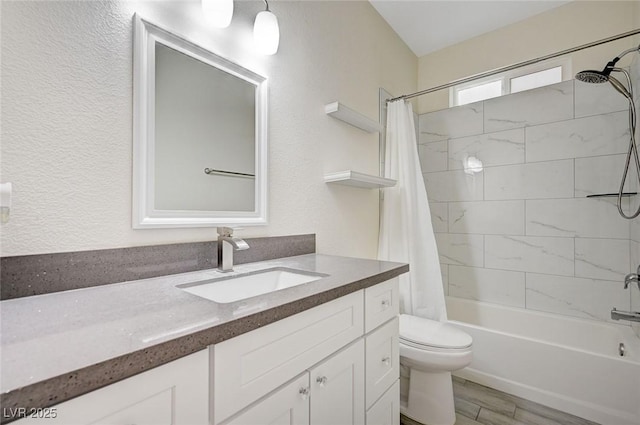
[132,14,267,228]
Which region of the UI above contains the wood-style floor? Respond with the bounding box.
[400,377,600,425]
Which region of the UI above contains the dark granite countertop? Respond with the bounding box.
[0,254,408,417]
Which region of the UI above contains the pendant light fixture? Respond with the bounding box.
[202,0,234,29]
[253,0,279,55]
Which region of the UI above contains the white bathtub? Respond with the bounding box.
[446,297,640,425]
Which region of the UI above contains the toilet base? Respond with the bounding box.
[400,369,455,425]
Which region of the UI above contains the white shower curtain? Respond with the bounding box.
[378,100,447,322]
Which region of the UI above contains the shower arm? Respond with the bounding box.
[614,45,640,61]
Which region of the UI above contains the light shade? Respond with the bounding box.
[202,0,234,29]
[253,10,279,55]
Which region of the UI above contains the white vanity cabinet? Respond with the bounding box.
[215,277,400,425]
[12,277,400,425]
[12,350,209,425]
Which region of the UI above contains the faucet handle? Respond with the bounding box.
[217,227,234,237]
[217,227,245,237]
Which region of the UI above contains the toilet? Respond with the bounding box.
[399,314,473,425]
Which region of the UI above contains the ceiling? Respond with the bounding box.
[369,0,571,57]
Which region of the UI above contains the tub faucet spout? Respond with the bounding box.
[217,227,249,272]
[611,308,640,322]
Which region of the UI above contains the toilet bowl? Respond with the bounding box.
[399,314,472,425]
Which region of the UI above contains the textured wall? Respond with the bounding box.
[417,1,639,113]
[419,78,637,325]
[0,0,417,257]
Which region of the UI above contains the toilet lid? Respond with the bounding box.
[399,314,472,349]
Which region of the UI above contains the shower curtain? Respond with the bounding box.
[378,100,447,322]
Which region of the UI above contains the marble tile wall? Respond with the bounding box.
[418,77,639,324]
[631,57,640,337]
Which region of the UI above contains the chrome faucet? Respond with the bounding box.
[624,265,640,290]
[611,308,640,322]
[217,227,249,272]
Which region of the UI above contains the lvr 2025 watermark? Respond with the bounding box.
[3,407,58,420]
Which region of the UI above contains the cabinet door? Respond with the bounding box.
[91,390,172,425]
[365,380,399,425]
[310,339,365,425]
[12,350,209,425]
[224,374,310,425]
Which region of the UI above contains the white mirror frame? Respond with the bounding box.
[132,14,268,228]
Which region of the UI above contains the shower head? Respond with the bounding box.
[575,58,618,83]
[575,70,610,84]
[575,44,640,83]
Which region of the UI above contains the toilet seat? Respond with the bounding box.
[399,314,472,350]
[401,338,471,353]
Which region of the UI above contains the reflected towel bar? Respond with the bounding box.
[204,168,255,179]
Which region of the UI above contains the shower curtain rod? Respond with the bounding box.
[387,28,640,103]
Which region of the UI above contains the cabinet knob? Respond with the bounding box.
[381,299,390,309]
[382,356,391,366]
[299,387,310,400]
[316,376,328,387]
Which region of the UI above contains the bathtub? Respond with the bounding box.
[446,297,640,425]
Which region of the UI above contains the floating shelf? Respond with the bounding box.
[586,192,637,198]
[324,171,396,189]
[325,102,382,133]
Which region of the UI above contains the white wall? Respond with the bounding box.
[0,0,417,257]
[417,1,639,113]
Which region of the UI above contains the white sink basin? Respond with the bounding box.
[178,267,327,303]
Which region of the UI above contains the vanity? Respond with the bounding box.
[1,254,408,424]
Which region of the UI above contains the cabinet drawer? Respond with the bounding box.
[213,290,364,424]
[365,317,399,409]
[364,278,399,333]
[365,380,399,425]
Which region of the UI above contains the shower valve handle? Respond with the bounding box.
[624,265,640,290]
[624,273,639,290]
